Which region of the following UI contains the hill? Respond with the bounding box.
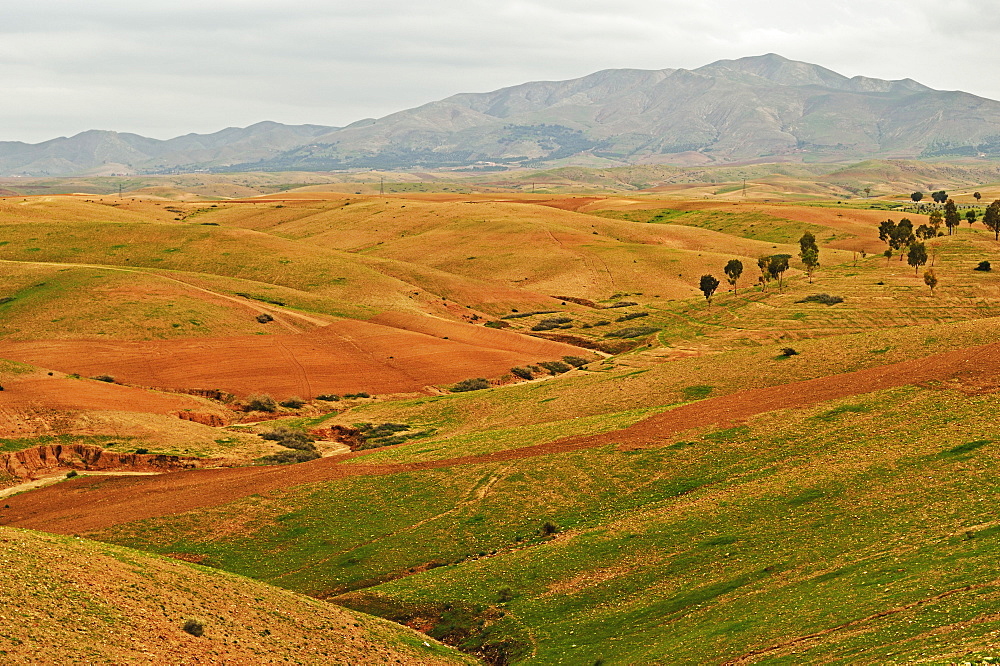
[6,186,1000,661]
[0,527,469,663]
[7,55,1000,175]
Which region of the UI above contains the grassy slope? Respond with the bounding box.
[93,381,1000,663]
[9,188,1000,661]
[0,527,470,664]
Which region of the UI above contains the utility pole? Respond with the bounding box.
[118,183,123,199]
[742,178,747,198]
[380,177,384,196]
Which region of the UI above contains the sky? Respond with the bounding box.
[2,0,996,143]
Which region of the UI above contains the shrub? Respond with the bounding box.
[497,588,516,603]
[134,448,149,455]
[604,326,659,339]
[484,320,510,329]
[65,470,78,479]
[615,311,649,322]
[538,360,571,375]
[975,260,992,272]
[562,356,589,368]
[91,375,116,383]
[353,422,435,450]
[796,294,844,305]
[501,310,558,320]
[256,449,320,465]
[256,313,274,323]
[531,316,573,331]
[510,366,533,380]
[315,394,340,401]
[279,396,305,409]
[452,377,490,392]
[260,427,315,451]
[343,392,371,399]
[604,301,638,308]
[780,347,799,357]
[245,394,277,412]
[540,521,560,537]
[593,320,611,326]
[182,618,205,637]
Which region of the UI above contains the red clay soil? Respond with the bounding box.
[0,317,583,399]
[0,376,209,413]
[0,444,207,481]
[6,341,1000,535]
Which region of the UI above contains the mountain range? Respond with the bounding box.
[6,54,1000,176]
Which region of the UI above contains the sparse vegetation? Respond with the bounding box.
[245,394,277,412]
[452,378,491,392]
[538,360,572,375]
[796,294,843,305]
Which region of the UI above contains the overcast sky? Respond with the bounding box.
[3,0,996,143]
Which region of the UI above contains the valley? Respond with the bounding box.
[2,164,1000,663]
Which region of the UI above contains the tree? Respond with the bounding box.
[911,191,924,202]
[923,268,938,295]
[915,223,935,240]
[932,190,949,204]
[798,231,819,283]
[699,274,720,304]
[907,242,928,275]
[928,209,943,235]
[983,200,1000,240]
[767,254,791,292]
[966,209,978,227]
[724,259,743,295]
[974,191,982,203]
[944,199,961,235]
[864,186,872,198]
[895,219,915,259]
[757,256,772,291]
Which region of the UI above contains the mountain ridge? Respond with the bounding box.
[5,54,1000,176]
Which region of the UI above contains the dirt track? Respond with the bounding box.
[5,341,1000,535]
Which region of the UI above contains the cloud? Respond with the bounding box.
[1,0,996,142]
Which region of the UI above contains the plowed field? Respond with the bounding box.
[6,340,1000,535]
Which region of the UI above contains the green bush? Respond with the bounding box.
[615,311,649,322]
[484,320,510,329]
[343,392,371,399]
[604,326,659,339]
[315,394,340,401]
[256,449,320,465]
[795,294,844,305]
[182,618,205,637]
[259,427,315,451]
[562,356,589,368]
[245,394,277,412]
[452,377,491,392]
[91,374,116,383]
[538,360,571,375]
[65,470,78,479]
[531,316,573,331]
[510,366,533,380]
[279,396,305,409]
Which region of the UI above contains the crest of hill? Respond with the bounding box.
[6,55,1000,175]
[0,527,468,663]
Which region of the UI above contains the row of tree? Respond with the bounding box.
[699,232,820,303]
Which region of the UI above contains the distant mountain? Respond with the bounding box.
[6,54,1000,176]
[0,121,336,176]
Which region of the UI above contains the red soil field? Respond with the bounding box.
[6,340,1000,536]
[0,317,583,399]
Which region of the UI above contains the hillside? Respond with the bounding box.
[0,527,469,663]
[7,55,1000,175]
[5,185,1000,662]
